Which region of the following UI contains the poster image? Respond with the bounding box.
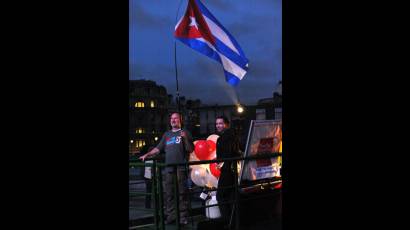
[240,120,282,182]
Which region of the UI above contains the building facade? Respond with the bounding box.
[273,81,282,120]
[129,80,170,154]
[129,79,282,153]
[255,80,282,121]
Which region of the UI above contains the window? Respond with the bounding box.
[136,140,146,147]
[150,100,155,108]
[135,101,145,108]
[136,128,144,134]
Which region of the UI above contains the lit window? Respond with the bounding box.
[135,101,145,108]
[136,128,144,134]
[137,140,145,147]
[150,100,155,108]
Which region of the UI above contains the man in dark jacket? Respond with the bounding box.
[215,115,241,227]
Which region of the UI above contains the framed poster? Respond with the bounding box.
[239,120,282,184]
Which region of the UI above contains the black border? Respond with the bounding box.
[7,0,404,228]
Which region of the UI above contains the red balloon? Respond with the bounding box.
[194,140,212,160]
[206,140,216,153]
[209,162,221,178]
[274,183,282,189]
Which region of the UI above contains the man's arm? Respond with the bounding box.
[181,130,194,153]
[139,133,166,161]
[139,147,160,161]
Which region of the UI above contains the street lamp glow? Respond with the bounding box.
[154,137,158,141]
[237,105,244,113]
[130,140,134,143]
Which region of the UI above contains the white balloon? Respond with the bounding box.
[189,151,199,162]
[190,165,208,187]
[206,134,219,144]
[209,151,216,160]
[206,135,218,162]
[205,171,219,188]
[189,154,209,170]
[200,163,210,171]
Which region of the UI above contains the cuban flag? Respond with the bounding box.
[174,0,249,86]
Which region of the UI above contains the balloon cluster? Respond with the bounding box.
[189,135,221,188]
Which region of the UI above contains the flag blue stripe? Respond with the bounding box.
[195,0,248,58]
[176,36,248,73]
[224,70,241,86]
[176,37,221,63]
[214,38,248,71]
[176,37,246,84]
[177,37,248,73]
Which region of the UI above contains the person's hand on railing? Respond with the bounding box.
[139,153,149,161]
[139,147,160,161]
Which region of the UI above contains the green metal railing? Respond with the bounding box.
[129,161,157,229]
[129,153,282,230]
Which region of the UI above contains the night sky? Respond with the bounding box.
[129,0,282,105]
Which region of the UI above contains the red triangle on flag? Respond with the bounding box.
[174,0,216,45]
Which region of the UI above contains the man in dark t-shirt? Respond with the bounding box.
[140,112,194,225]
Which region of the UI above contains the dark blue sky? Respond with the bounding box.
[129,0,282,105]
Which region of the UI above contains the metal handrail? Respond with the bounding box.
[129,153,282,230]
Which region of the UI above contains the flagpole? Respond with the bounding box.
[174,0,184,113]
[174,41,180,112]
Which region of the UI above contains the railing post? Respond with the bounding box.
[186,162,194,228]
[174,165,181,230]
[151,160,159,230]
[157,164,165,230]
[233,159,240,230]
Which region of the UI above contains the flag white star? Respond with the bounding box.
[189,16,199,30]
